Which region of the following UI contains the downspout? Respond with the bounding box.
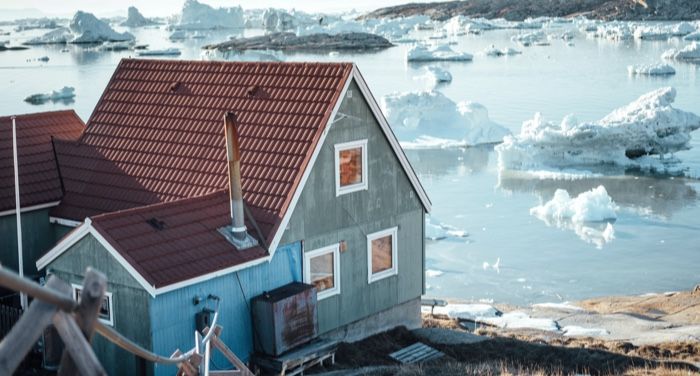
[12,116,28,309]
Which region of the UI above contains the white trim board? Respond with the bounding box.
[0,201,60,217]
[49,216,82,227]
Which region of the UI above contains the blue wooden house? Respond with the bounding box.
[35,59,431,375]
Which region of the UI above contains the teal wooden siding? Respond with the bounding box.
[280,79,426,334]
[0,208,71,279]
[47,234,153,376]
[151,242,301,376]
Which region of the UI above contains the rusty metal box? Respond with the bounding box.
[251,282,318,356]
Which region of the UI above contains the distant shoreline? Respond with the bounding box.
[362,0,700,22]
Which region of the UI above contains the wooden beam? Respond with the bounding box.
[171,349,198,376]
[204,326,253,376]
[53,311,107,376]
[58,268,107,376]
[0,276,70,374]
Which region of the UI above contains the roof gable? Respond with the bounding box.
[0,110,84,214]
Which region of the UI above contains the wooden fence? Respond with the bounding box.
[0,266,253,376]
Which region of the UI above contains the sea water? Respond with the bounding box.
[1,23,698,305]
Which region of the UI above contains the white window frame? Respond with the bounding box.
[72,283,114,326]
[303,244,341,300]
[367,227,398,283]
[334,139,368,196]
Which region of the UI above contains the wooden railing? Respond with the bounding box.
[0,267,252,376]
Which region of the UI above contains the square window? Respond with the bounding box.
[335,140,368,196]
[72,284,114,326]
[303,244,340,299]
[367,227,398,283]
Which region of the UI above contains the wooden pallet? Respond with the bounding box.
[251,339,337,376]
[389,342,444,364]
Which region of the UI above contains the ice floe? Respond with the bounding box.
[634,22,696,40]
[627,63,675,76]
[562,325,610,337]
[381,90,510,147]
[425,216,469,241]
[482,45,522,56]
[684,31,700,41]
[24,86,76,104]
[121,6,157,27]
[406,44,473,62]
[530,185,618,223]
[137,48,181,56]
[175,0,244,30]
[590,22,634,41]
[482,257,501,273]
[25,11,134,45]
[511,31,547,46]
[662,42,700,61]
[415,66,452,86]
[496,87,700,175]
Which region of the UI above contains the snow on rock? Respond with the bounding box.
[24,86,75,104]
[533,302,584,312]
[483,45,522,56]
[381,90,510,147]
[176,0,244,30]
[407,44,473,62]
[69,11,135,43]
[530,186,618,223]
[662,42,700,61]
[415,66,452,86]
[431,304,501,321]
[481,311,560,332]
[121,6,156,27]
[562,325,610,337]
[425,216,468,241]
[496,87,700,175]
[627,63,675,76]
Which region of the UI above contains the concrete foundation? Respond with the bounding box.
[320,298,421,343]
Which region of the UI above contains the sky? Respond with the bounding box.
[0,0,434,18]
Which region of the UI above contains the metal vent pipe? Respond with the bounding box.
[224,112,247,240]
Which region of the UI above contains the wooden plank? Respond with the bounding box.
[0,276,70,375]
[205,326,253,376]
[58,268,107,376]
[171,349,197,376]
[389,342,443,365]
[53,311,107,376]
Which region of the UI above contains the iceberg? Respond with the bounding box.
[381,90,510,147]
[121,6,157,28]
[406,44,473,62]
[415,66,452,85]
[591,22,633,41]
[425,216,468,241]
[496,87,700,174]
[634,22,695,40]
[511,31,547,46]
[176,0,244,30]
[684,31,700,41]
[25,11,134,44]
[262,8,297,32]
[24,86,75,104]
[662,42,700,61]
[627,63,675,76]
[530,186,618,223]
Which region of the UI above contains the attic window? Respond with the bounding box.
[146,217,166,230]
[334,139,368,196]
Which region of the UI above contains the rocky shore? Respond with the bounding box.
[362,0,700,22]
[204,32,393,52]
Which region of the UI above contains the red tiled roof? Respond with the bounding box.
[52,59,354,248]
[90,190,267,288]
[0,111,84,213]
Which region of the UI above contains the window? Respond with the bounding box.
[335,139,368,196]
[367,227,398,283]
[303,244,340,300]
[72,284,114,326]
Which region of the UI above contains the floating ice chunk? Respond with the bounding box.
[635,22,695,40]
[69,11,135,44]
[121,6,157,27]
[98,41,133,51]
[481,311,560,332]
[511,31,546,46]
[627,63,675,76]
[431,303,501,321]
[483,45,521,56]
[662,42,700,61]
[562,325,610,337]
[425,216,469,241]
[137,48,181,56]
[591,22,633,41]
[425,269,444,278]
[176,0,244,30]
[415,66,452,86]
[381,90,510,147]
[482,257,500,273]
[496,87,700,174]
[24,86,76,104]
[24,27,73,44]
[684,31,700,41]
[530,186,618,223]
[406,44,473,62]
[533,302,584,312]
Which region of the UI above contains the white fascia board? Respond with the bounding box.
[265,68,354,256]
[36,220,91,270]
[0,201,60,217]
[49,216,82,227]
[351,67,432,213]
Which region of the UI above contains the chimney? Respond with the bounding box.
[218,112,258,250]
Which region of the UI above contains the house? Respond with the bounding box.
[0,111,84,288]
[35,59,431,375]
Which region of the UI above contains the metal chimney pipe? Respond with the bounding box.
[224,112,247,241]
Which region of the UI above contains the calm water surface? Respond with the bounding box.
[1,23,698,305]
